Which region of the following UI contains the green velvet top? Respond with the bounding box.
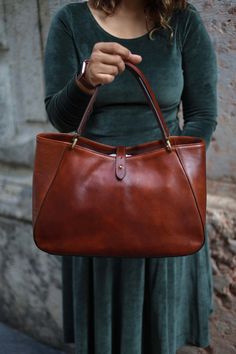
[43,1,218,150]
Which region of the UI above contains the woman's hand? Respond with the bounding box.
[76,42,142,93]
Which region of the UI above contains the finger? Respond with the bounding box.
[94,53,126,73]
[96,63,120,76]
[94,42,131,60]
[126,54,143,64]
[97,42,142,62]
[96,73,116,85]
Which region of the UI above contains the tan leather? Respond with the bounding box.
[32,61,207,257]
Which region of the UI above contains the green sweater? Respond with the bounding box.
[44,1,218,149]
[43,1,218,349]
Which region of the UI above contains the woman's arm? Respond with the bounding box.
[180,4,218,150]
[43,6,94,133]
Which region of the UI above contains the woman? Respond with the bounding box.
[43,0,218,353]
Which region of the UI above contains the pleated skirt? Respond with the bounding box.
[72,226,213,354]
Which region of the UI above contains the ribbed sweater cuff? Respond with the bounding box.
[66,72,94,104]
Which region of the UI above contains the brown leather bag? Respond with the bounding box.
[32,61,206,258]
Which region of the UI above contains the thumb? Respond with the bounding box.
[127,53,142,63]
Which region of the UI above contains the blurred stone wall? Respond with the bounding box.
[195,1,236,183]
[0,0,235,352]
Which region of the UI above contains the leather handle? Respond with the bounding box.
[75,60,171,144]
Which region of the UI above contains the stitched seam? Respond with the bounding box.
[33,146,67,236]
[175,147,205,233]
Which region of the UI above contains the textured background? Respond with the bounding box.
[0,0,235,353]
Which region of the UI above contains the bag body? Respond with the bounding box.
[32,61,206,257]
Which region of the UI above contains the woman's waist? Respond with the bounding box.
[82,109,180,137]
[81,114,181,146]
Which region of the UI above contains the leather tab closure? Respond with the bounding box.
[115,146,126,180]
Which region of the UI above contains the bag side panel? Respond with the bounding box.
[32,137,66,226]
[175,144,207,226]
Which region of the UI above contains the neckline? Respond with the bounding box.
[84,1,149,42]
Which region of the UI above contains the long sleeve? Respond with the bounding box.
[179,4,218,150]
[43,6,92,133]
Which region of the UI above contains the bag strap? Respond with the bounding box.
[74,60,172,151]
